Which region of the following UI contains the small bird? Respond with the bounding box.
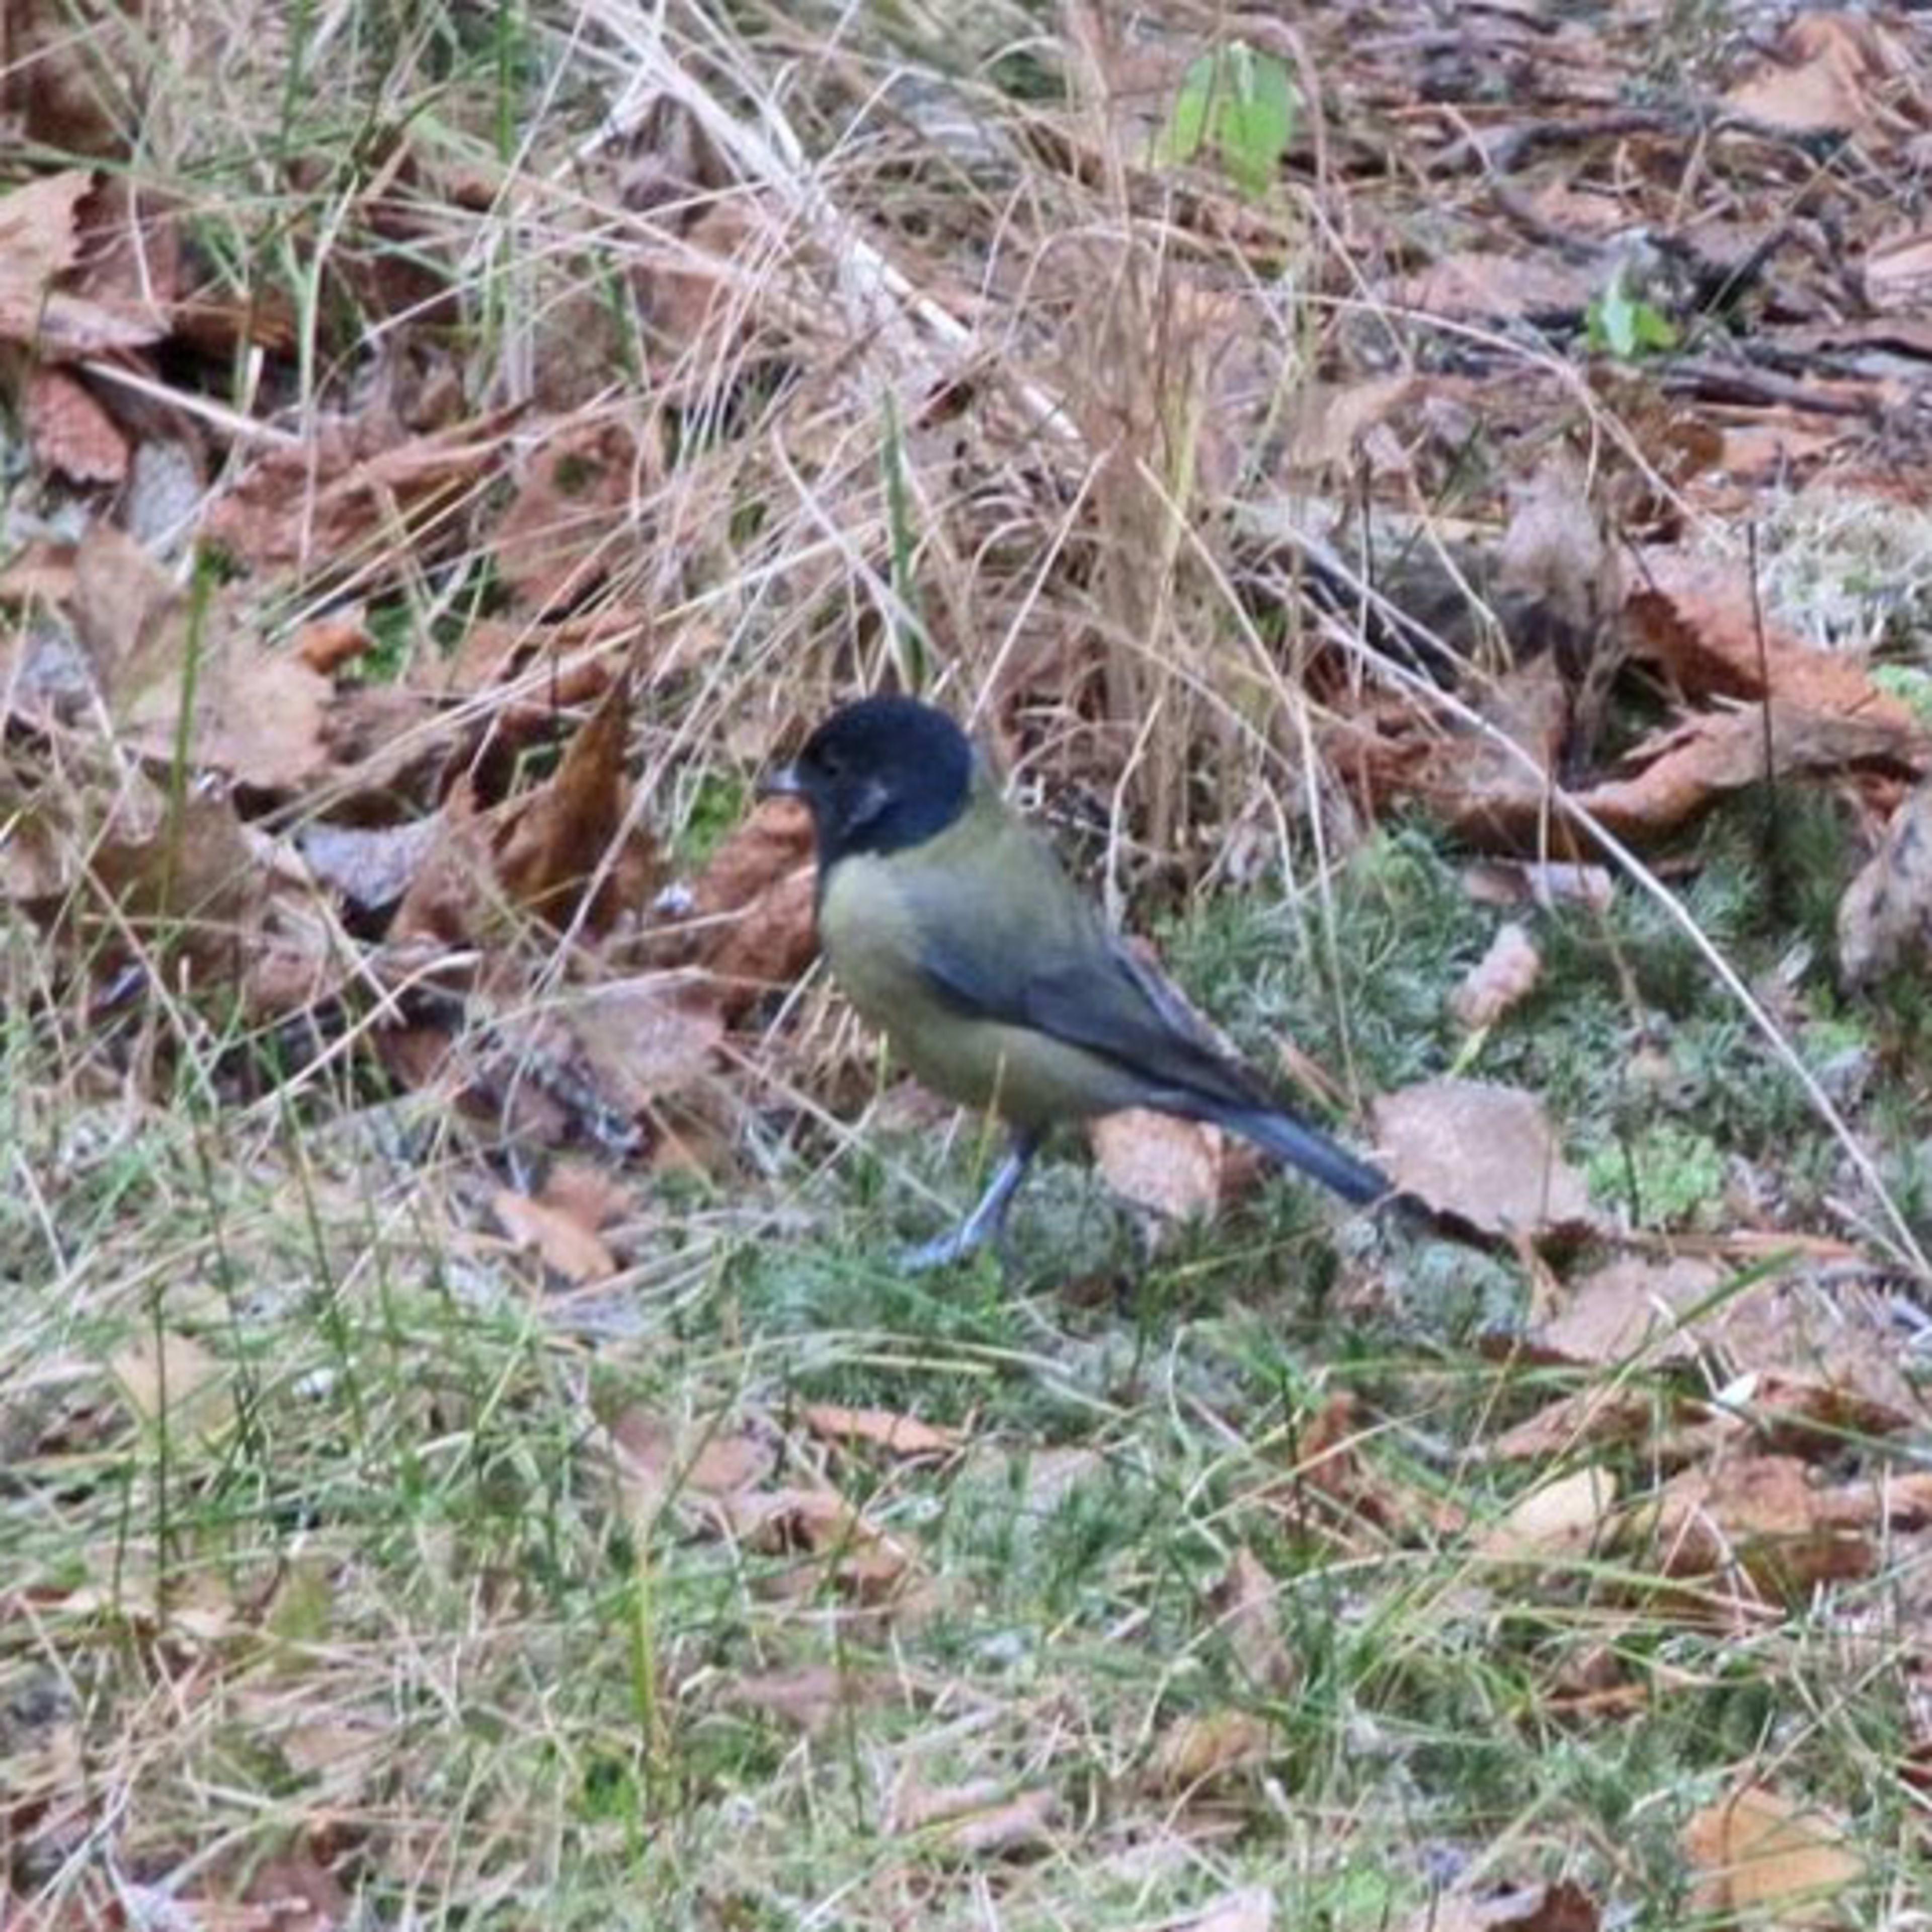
[764,695,1395,1266]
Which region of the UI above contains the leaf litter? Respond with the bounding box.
[6,4,1932,1925]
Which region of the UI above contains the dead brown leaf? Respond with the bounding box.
[1574,703,1924,845]
[493,418,650,615]
[438,610,637,699]
[1280,374,1420,478]
[0,170,165,356]
[67,526,336,791]
[719,1665,891,1734]
[1683,1781,1863,1925]
[1390,1881,1599,1932]
[205,408,518,579]
[1374,1080,1593,1238]
[292,613,376,674]
[1479,1467,1618,1562]
[1865,227,1932,313]
[109,1329,234,1444]
[1534,1255,1723,1369]
[722,1484,924,1610]
[490,1188,617,1284]
[801,1404,963,1458]
[1629,1454,1879,1596]
[492,677,655,934]
[1838,777,1932,986]
[297,820,441,915]
[607,1404,768,1528]
[1462,860,1614,914]
[1208,1546,1296,1693]
[1147,1710,1271,1793]
[561,977,725,1114]
[1090,1109,1228,1225]
[386,780,493,949]
[1451,921,1542,1029]
[1629,551,1916,719]
[1263,1392,1467,1546]
[1396,253,1597,323]
[24,369,127,484]
[539,1157,633,1235]
[893,1780,1061,1856]
[1491,1385,1669,1462]
[238,1842,355,1930]
[1725,12,1921,140]
[1171,1889,1274,1932]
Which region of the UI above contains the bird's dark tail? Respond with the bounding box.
[1195,1102,1392,1206]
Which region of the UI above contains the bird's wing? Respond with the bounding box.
[902,819,1268,1113]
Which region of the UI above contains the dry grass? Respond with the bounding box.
[5,1,1930,1926]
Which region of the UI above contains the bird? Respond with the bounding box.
[763,694,1396,1266]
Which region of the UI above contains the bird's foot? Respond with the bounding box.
[897,1136,1039,1273]
[900,1226,983,1272]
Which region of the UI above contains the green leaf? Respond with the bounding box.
[1586,264,1677,360]
[1156,51,1218,169]
[1153,40,1299,202]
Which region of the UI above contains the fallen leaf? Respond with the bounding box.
[1390,1880,1600,1932]
[1534,1256,1723,1369]
[1374,1081,1593,1238]
[1491,1386,1666,1461]
[1281,374,1420,477]
[205,408,517,578]
[109,1330,235,1445]
[539,1158,633,1235]
[296,820,441,914]
[1396,252,1597,323]
[1629,1455,1876,1596]
[240,1843,354,1929]
[721,1485,923,1608]
[562,976,725,1113]
[801,1404,963,1458]
[893,1780,1061,1856]
[68,526,336,791]
[24,368,127,483]
[607,1404,767,1527]
[1479,1467,1618,1562]
[1091,1109,1227,1224]
[1263,1392,1467,1545]
[0,170,164,356]
[1171,1889,1274,1932]
[678,796,817,1013]
[1865,228,1932,313]
[718,1665,890,1734]
[1573,703,1924,844]
[490,1188,617,1284]
[388,779,497,946]
[1451,922,1542,1029]
[1684,1781,1863,1924]
[292,613,375,673]
[1497,452,1623,654]
[493,676,654,934]
[1208,1546,1296,1692]
[1462,860,1614,913]
[1147,1710,1271,1792]
[1725,12,1918,139]
[492,418,650,615]
[1629,551,1917,720]
[1838,778,1932,986]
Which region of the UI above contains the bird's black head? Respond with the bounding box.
[765,696,975,870]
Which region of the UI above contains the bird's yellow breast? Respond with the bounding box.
[816,822,1145,1133]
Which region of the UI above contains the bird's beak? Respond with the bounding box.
[759,762,804,800]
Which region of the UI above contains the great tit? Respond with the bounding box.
[764,696,1394,1265]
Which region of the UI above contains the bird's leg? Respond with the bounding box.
[902,1131,1040,1271]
